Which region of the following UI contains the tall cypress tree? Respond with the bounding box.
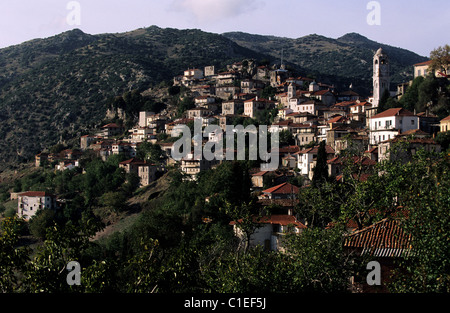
[312,141,329,187]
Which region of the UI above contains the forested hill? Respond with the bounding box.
[0,26,428,171]
[223,31,428,93]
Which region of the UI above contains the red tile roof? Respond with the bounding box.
[311,89,332,96]
[102,123,123,128]
[244,97,275,103]
[327,155,377,166]
[441,115,450,122]
[327,115,346,124]
[400,129,429,136]
[19,191,55,197]
[344,218,413,257]
[258,215,307,229]
[119,158,147,165]
[413,60,432,67]
[371,108,415,119]
[257,198,299,208]
[297,144,335,155]
[230,214,306,229]
[277,145,301,154]
[263,182,299,195]
[252,170,271,177]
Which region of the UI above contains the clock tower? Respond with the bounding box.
[372,48,390,108]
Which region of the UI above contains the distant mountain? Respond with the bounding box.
[222,31,428,94]
[0,27,428,171]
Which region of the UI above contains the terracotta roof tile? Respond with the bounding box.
[371,108,415,119]
[19,191,55,197]
[263,182,299,195]
[344,218,413,257]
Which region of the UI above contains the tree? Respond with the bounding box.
[260,85,277,100]
[377,89,392,113]
[100,191,128,213]
[136,141,163,164]
[297,180,343,228]
[0,217,29,292]
[430,45,450,76]
[311,140,329,187]
[283,227,356,292]
[399,76,424,112]
[22,213,103,292]
[222,201,262,252]
[388,151,450,292]
[435,131,450,152]
[279,129,295,146]
[29,209,56,239]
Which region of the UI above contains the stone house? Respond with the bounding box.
[119,158,157,187]
[222,100,244,116]
[243,97,276,118]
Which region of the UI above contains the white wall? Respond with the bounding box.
[18,196,54,221]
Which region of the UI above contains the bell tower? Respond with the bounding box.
[372,48,390,108]
[288,82,296,99]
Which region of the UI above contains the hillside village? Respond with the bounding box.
[31,48,446,190]
[5,46,450,293]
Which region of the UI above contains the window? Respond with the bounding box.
[273,224,281,233]
[411,119,415,125]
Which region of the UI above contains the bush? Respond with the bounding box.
[29,209,56,239]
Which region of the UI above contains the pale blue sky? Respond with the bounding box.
[0,0,449,56]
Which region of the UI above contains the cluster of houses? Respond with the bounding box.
[22,48,449,292]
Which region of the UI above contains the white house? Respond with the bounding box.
[180,153,218,181]
[292,100,324,115]
[369,108,418,145]
[183,69,204,85]
[295,144,335,177]
[18,191,57,221]
[139,111,155,127]
[128,127,156,143]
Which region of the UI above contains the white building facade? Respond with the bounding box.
[18,191,57,221]
[369,108,418,145]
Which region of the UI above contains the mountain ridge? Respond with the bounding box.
[222,31,428,89]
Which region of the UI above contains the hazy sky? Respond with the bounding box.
[0,0,449,56]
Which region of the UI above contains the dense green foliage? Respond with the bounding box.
[379,76,450,119]
[1,147,448,293]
